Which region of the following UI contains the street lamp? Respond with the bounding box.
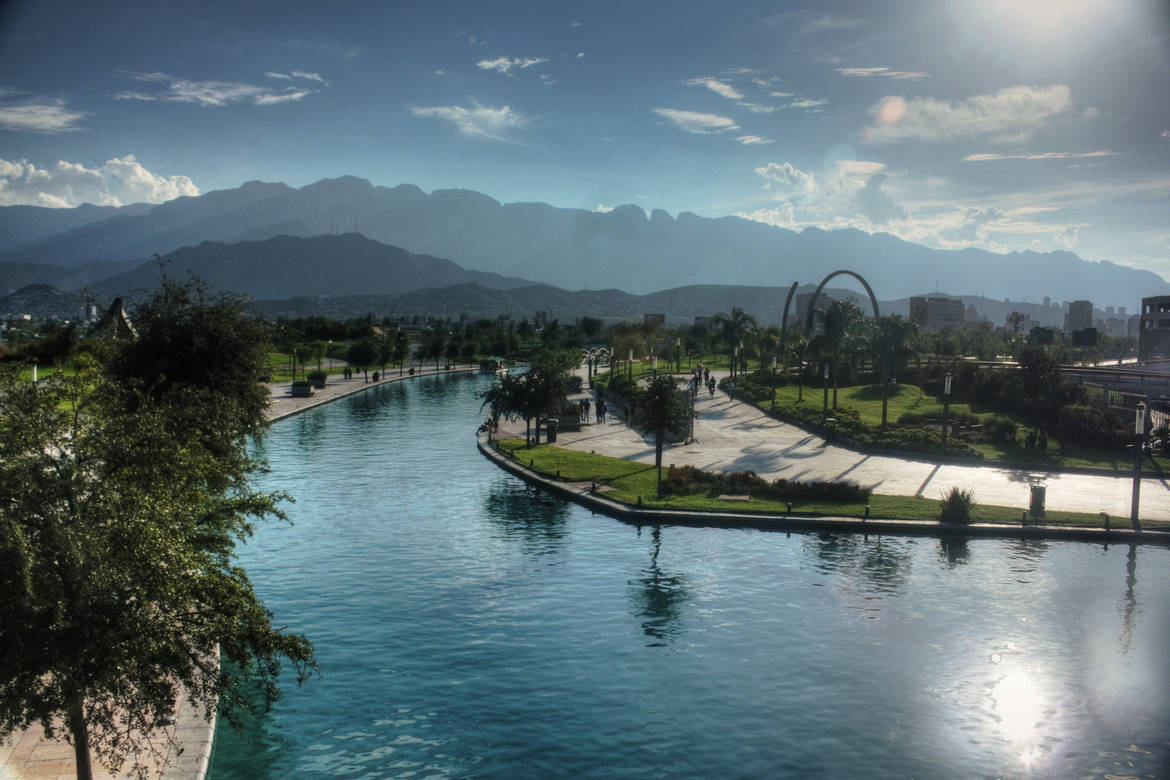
[1132,401,1145,532]
[628,349,633,382]
[942,373,953,454]
[676,336,681,373]
[823,362,830,414]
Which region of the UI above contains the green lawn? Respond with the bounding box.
[492,439,1165,529]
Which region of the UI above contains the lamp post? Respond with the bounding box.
[823,362,829,414]
[942,373,953,455]
[733,345,739,380]
[628,349,633,382]
[676,337,681,373]
[1132,401,1145,533]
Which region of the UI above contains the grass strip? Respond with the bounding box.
[492,438,1168,530]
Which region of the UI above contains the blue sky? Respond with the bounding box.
[1,0,1168,278]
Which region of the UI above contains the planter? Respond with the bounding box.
[291,382,315,398]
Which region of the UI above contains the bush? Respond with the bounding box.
[984,415,1018,445]
[938,487,975,523]
[567,375,583,393]
[307,369,326,381]
[1056,403,1117,448]
[663,465,870,503]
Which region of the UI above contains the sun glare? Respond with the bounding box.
[980,0,1109,38]
[990,668,1049,764]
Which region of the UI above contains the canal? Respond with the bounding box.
[209,372,1170,777]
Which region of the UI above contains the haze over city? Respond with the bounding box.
[1,0,1168,285]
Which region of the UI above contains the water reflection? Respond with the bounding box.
[1119,544,1139,654]
[802,532,915,595]
[292,410,328,450]
[483,481,571,556]
[344,381,408,424]
[1004,538,1049,580]
[628,526,690,647]
[938,537,970,568]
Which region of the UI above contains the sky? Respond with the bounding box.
[1,0,1168,278]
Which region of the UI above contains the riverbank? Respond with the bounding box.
[477,433,1168,545]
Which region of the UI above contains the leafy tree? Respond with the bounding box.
[0,283,315,780]
[347,336,379,381]
[714,307,757,377]
[480,350,573,447]
[816,299,864,409]
[630,375,696,497]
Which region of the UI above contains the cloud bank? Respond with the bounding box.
[0,89,88,133]
[115,71,324,107]
[0,155,198,207]
[866,85,1071,143]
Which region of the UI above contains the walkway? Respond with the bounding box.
[544,370,1170,520]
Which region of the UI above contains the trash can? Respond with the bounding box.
[1029,485,1046,516]
[545,418,558,443]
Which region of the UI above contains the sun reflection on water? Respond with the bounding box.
[989,667,1048,766]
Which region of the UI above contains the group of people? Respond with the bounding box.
[691,364,717,398]
[580,397,608,423]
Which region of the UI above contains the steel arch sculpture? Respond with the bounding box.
[780,270,880,347]
[804,270,880,333]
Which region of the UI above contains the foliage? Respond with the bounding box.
[629,375,696,496]
[480,349,575,446]
[0,281,315,780]
[347,336,379,380]
[938,487,976,524]
[1056,403,1118,448]
[663,465,870,503]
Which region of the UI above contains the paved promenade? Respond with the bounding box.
[545,370,1170,520]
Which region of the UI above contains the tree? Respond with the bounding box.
[817,299,864,410]
[714,307,757,378]
[872,315,917,427]
[630,375,696,497]
[480,350,573,447]
[0,281,315,780]
[347,336,379,381]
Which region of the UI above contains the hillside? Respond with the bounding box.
[89,233,533,301]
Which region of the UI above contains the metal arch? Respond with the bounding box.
[804,270,880,334]
[779,281,800,348]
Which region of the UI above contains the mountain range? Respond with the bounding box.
[2,175,1165,309]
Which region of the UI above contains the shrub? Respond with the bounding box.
[307,369,326,381]
[663,465,870,503]
[984,415,1017,445]
[938,487,975,524]
[568,375,583,393]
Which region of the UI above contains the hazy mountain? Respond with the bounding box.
[0,202,151,255]
[90,233,533,301]
[0,259,142,296]
[5,175,1165,307]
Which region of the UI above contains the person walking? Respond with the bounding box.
[707,376,716,398]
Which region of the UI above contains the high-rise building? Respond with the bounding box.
[1068,300,1093,332]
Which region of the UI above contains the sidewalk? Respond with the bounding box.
[538,369,1170,520]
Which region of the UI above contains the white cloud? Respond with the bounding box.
[1162,130,1170,139]
[652,108,739,134]
[116,71,322,107]
[594,203,614,213]
[476,56,547,76]
[963,149,1117,162]
[577,52,585,59]
[684,78,743,100]
[0,90,88,133]
[539,73,556,87]
[755,162,817,195]
[800,15,865,36]
[409,102,533,143]
[738,102,780,114]
[789,98,828,109]
[836,160,887,176]
[0,155,198,207]
[835,66,929,80]
[865,85,1071,143]
[737,135,774,145]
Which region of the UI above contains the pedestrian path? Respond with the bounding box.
[542,369,1170,520]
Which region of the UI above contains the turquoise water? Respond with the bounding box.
[210,373,1170,778]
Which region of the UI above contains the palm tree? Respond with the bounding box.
[714,307,757,378]
[630,375,696,497]
[821,299,864,409]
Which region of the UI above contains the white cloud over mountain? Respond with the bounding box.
[0,89,88,133]
[115,71,324,107]
[652,108,739,134]
[409,102,533,143]
[865,85,1071,143]
[0,155,198,207]
[476,57,547,76]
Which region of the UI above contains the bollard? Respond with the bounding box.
[1021,510,1027,526]
[786,502,793,514]
[591,481,596,494]
[864,505,870,521]
[637,495,643,506]
[1105,513,1110,533]
[556,469,560,479]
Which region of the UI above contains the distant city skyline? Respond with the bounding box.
[1,0,1168,277]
